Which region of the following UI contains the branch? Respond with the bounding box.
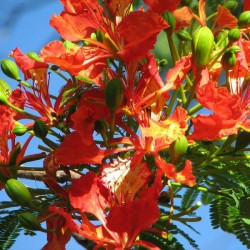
[17,170,81,183]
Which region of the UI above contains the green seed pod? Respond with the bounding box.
[169,136,188,164]
[228,28,240,42]
[1,59,20,81]
[238,11,250,28]
[33,120,49,139]
[224,0,238,12]
[162,11,176,34]
[26,52,40,61]
[221,51,236,70]
[177,29,192,41]
[192,26,214,68]
[18,212,42,231]
[5,179,32,207]
[104,78,124,112]
[12,124,28,136]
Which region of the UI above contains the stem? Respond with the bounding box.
[197,134,237,169]
[160,201,201,222]
[188,103,203,115]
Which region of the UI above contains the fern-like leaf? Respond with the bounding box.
[0,214,22,250]
[181,188,200,209]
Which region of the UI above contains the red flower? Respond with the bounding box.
[50,171,161,249]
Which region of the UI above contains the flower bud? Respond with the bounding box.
[104,78,124,112]
[63,40,76,50]
[224,0,238,12]
[1,59,20,80]
[192,26,214,68]
[162,12,176,34]
[221,51,236,70]
[238,11,250,28]
[12,124,28,136]
[33,120,49,139]
[228,45,241,53]
[94,119,109,134]
[0,92,9,105]
[177,29,192,41]
[18,212,42,231]
[5,179,33,207]
[235,131,250,152]
[26,52,40,61]
[169,136,188,164]
[215,30,229,49]
[0,78,11,95]
[228,28,240,42]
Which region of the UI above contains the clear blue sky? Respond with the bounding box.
[0,1,247,249]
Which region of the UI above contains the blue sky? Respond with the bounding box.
[0,1,247,249]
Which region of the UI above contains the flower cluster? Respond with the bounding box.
[0,0,250,249]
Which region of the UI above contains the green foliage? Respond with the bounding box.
[0,214,21,250]
[210,196,250,248]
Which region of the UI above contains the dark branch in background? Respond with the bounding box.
[17,169,81,183]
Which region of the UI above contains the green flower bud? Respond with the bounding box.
[1,59,20,81]
[228,28,240,42]
[5,179,32,207]
[169,136,188,164]
[215,30,229,49]
[0,78,11,95]
[63,40,76,50]
[33,120,49,139]
[224,0,238,12]
[18,212,42,231]
[94,119,109,134]
[238,11,250,28]
[162,12,176,34]
[177,29,192,41]
[221,51,236,70]
[0,92,9,105]
[192,26,214,68]
[26,52,40,61]
[235,131,250,152]
[12,124,28,136]
[228,45,241,53]
[104,78,124,112]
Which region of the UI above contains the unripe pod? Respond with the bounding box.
[221,51,236,70]
[18,212,42,231]
[5,179,32,207]
[12,124,28,136]
[224,0,238,12]
[228,28,240,42]
[192,26,214,68]
[162,11,176,34]
[177,29,192,41]
[104,78,124,112]
[1,59,20,80]
[238,11,250,28]
[169,136,188,164]
[33,120,49,139]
